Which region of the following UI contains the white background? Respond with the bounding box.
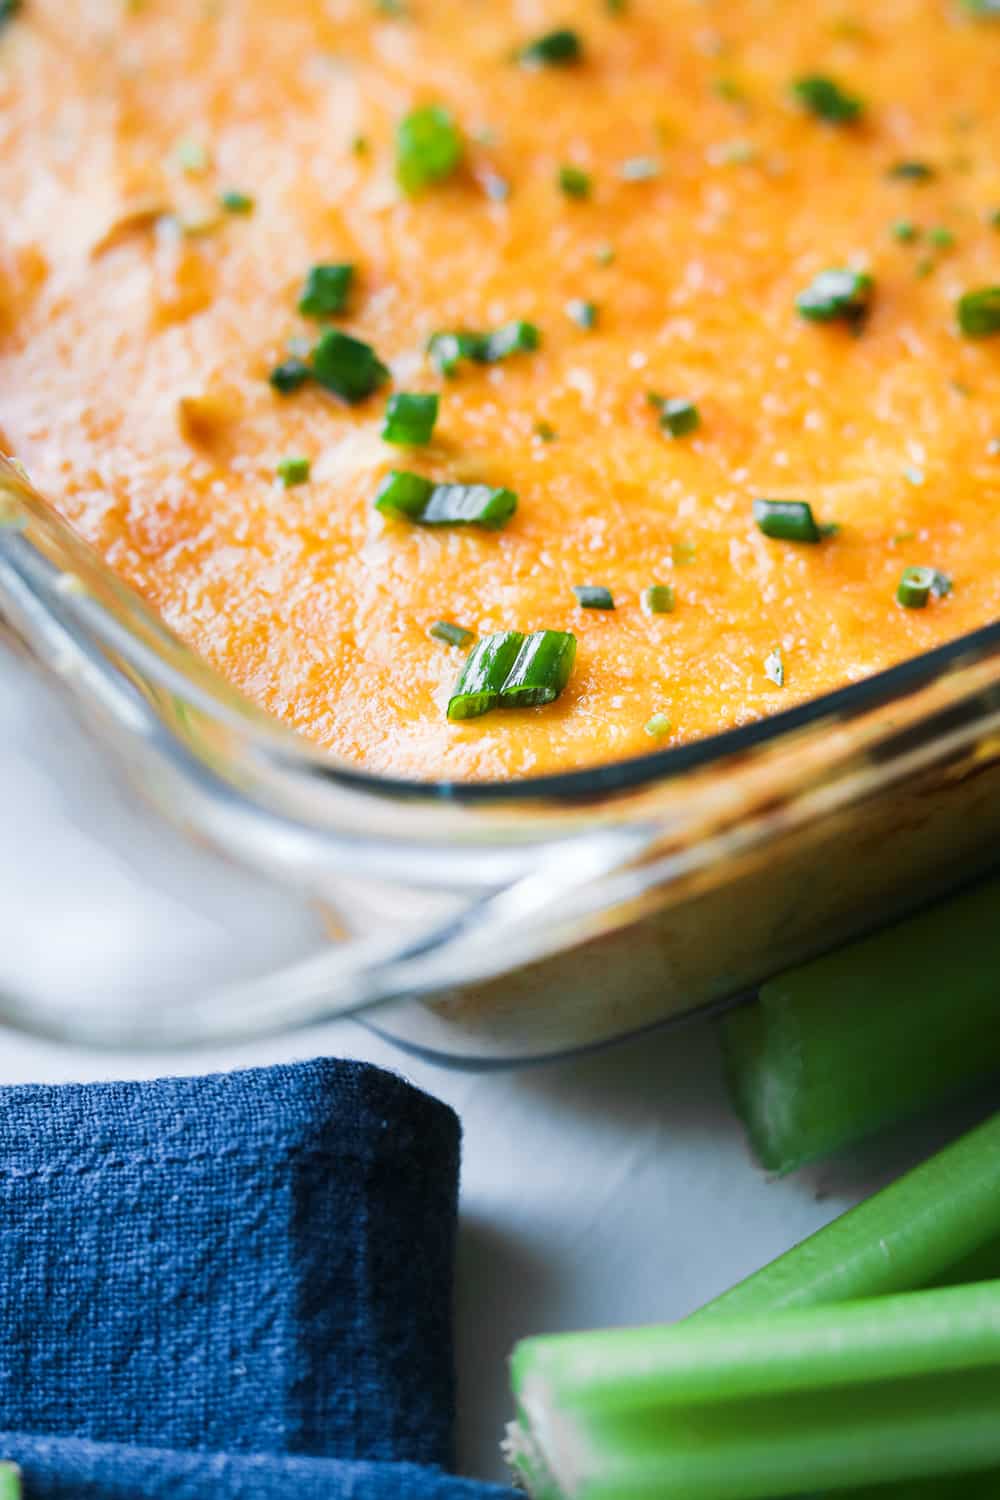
[0,644,992,1484]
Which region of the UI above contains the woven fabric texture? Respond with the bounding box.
[0,1058,514,1500]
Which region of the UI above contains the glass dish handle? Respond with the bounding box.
[0,513,654,1049]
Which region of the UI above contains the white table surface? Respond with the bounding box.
[0,644,989,1486]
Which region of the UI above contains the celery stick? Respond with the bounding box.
[722,876,1000,1174]
[0,1466,20,1500]
[691,1110,1000,1318]
[512,1283,1000,1500]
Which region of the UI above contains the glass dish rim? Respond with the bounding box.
[4,456,998,810]
[298,618,1000,804]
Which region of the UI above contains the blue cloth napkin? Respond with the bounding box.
[0,1059,515,1500]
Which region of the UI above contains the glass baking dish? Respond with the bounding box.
[1,453,998,1061]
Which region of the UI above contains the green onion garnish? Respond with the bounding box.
[499,630,577,708]
[429,620,474,648]
[890,219,919,243]
[897,565,935,608]
[276,455,310,487]
[517,28,582,68]
[311,330,390,403]
[645,712,671,738]
[573,584,614,609]
[447,630,576,719]
[650,395,700,438]
[796,267,873,326]
[929,225,956,250]
[643,583,675,614]
[0,1464,21,1500]
[753,498,828,543]
[484,320,539,360]
[558,164,592,199]
[0,0,22,27]
[791,74,864,124]
[374,471,517,529]
[175,137,210,174]
[566,298,598,329]
[447,631,524,719]
[619,156,661,182]
[269,357,312,395]
[219,189,255,214]
[764,646,785,686]
[962,0,1000,15]
[957,286,1000,338]
[534,420,557,441]
[887,159,935,181]
[427,321,539,375]
[382,392,439,446]
[594,243,616,266]
[395,104,463,195]
[298,263,354,318]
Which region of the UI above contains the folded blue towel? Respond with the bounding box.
[0,1059,515,1500]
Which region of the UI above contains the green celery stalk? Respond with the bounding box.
[0,1465,21,1500]
[691,1110,1000,1319]
[511,1282,1000,1500]
[721,876,1000,1174]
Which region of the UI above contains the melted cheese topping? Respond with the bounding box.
[1,0,998,779]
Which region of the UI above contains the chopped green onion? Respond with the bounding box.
[534,420,557,442]
[276,455,310,487]
[791,73,864,124]
[566,298,598,329]
[764,646,785,686]
[427,330,487,376]
[753,498,828,543]
[887,159,935,181]
[427,322,539,375]
[651,395,700,438]
[643,584,675,615]
[311,330,390,403]
[962,0,1000,15]
[382,392,439,446]
[219,189,255,214]
[594,243,616,266]
[374,470,517,529]
[558,164,592,199]
[447,631,524,720]
[720,877,1000,1176]
[619,156,661,182]
[517,28,582,68]
[929,225,956,250]
[890,218,919,243]
[796,267,873,326]
[990,208,1000,230]
[897,565,935,607]
[395,105,463,195]
[268,357,312,395]
[0,1465,21,1500]
[0,0,22,27]
[446,629,576,719]
[499,630,577,708]
[484,320,540,360]
[672,540,697,566]
[605,0,627,13]
[645,712,671,738]
[429,620,474,648]
[298,263,354,318]
[175,137,210,174]
[351,134,370,156]
[573,584,614,609]
[957,286,1000,338]
[374,0,406,14]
